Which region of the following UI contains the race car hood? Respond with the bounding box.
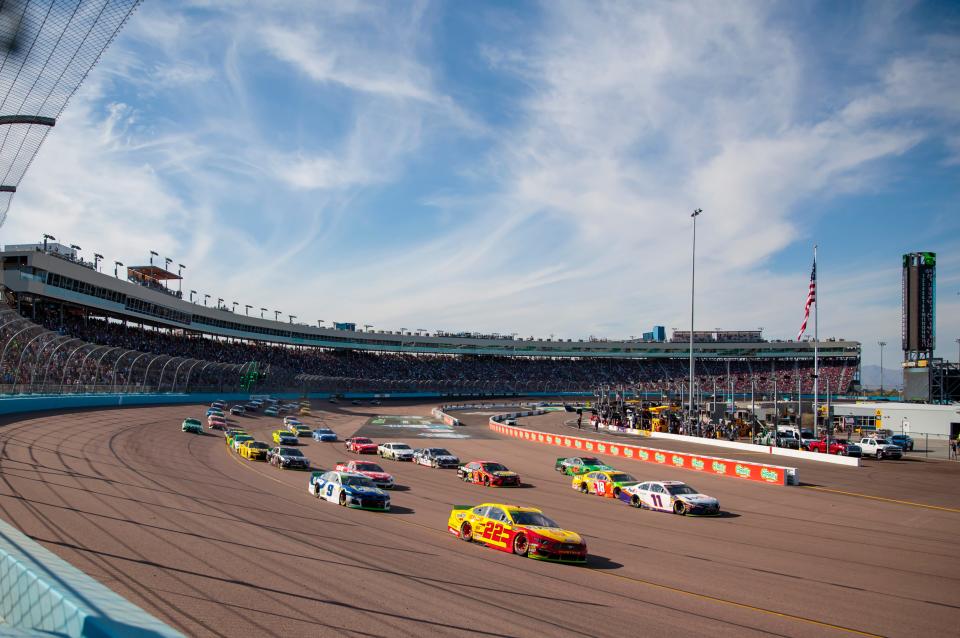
[521,526,583,545]
[492,471,518,478]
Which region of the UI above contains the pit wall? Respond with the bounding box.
[488,414,799,486]
[648,431,861,467]
[0,518,183,637]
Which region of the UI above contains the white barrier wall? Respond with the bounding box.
[647,432,860,467]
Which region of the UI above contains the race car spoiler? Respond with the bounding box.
[451,505,471,512]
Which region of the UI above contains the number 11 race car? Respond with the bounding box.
[447,503,587,563]
[619,480,720,516]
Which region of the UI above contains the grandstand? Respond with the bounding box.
[1,242,861,395]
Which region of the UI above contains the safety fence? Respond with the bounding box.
[0,304,248,396]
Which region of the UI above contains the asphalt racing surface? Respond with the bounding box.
[0,402,957,637]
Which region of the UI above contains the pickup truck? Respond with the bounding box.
[858,438,903,459]
[806,437,846,454]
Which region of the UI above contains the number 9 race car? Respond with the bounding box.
[619,480,720,516]
[308,471,390,511]
[447,503,587,563]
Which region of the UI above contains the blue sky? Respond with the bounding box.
[6,0,959,367]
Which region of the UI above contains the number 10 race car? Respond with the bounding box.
[447,503,587,563]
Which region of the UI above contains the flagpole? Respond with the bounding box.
[813,244,819,439]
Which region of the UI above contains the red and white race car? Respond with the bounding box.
[344,437,378,454]
[207,415,227,430]
[334,460,395,489]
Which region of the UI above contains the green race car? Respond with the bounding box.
[554,456,614,475]
[181,418,203,434]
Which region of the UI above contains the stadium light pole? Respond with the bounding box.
[689,208,702,433]
[203,294,210,306]
[217,298,224,309]
[149,250,158,266]
[114,261,123,278]
[956,337,960,365]
[878,341,886,395]
[317,319,324,327]
[245,304,252,316]
[42,234,55,251]
[189,290,196,303]
[94,253,103,271]
[275,311,281,321]
[289,315,296,324]
[70,244,81,260]
[232,302,238,313]
[178,264,185,294]
[261,308,267,319]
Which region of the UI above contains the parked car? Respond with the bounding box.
[890,434,914,451]
[858,437,903,460]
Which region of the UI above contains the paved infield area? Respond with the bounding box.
[0,401,957,637]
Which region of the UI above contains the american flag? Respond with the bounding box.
[796,260,816,340]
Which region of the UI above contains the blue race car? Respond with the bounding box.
[312,427,338,442]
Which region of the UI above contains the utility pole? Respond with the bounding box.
[689,208,702,432]
[878,341,887,395]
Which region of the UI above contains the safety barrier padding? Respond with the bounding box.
[489,418,798,486]
[0,518,184,637]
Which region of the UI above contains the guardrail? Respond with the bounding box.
[0,518,183,637]
[488,414,799,486]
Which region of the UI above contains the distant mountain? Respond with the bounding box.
[858,364,903,390]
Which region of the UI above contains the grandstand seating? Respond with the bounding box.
[25,309,857,396]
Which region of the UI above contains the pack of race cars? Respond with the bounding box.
[185,402,723,564]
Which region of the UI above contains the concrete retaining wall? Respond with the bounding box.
[648,431,861,467]
[0,518,183,637]
[489,415,799,486]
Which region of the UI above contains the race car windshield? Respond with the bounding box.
[509,511,559,527]
[315,428,332,433]
[281,449,304,457]
[393,444,412,450]
[354,438,372,444]
[608,473,637,483]
[665,485,698,496]
[429,449,451,455]
[343,476,375,487]
[483,463,509,472]
[355,463,383,472]
[250,443,269,449]
[580,458,600,465]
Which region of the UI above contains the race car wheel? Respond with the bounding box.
[673,501,686,516]
[313,484,320,498]
[482,476,491,487]
[459,521,473,542]
[513,534,529,557]
[613,487,621,498]
[631,495,642,508]
[431,460,438,468]
[579,482,588,494]
[876,451,883,460]
[338,491,347,506]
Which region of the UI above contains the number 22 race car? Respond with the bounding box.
[447,503,587,563]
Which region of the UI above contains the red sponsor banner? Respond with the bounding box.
[489,419,789,485]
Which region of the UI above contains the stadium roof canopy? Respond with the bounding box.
[0,0,142,225]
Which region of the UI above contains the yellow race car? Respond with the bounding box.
[239,440,270,461]
[299,407,312,416]
[273,429,299,445]
[447,502,587,563]
[572,470,640,499]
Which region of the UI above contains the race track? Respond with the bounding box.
[0,402,957,637]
